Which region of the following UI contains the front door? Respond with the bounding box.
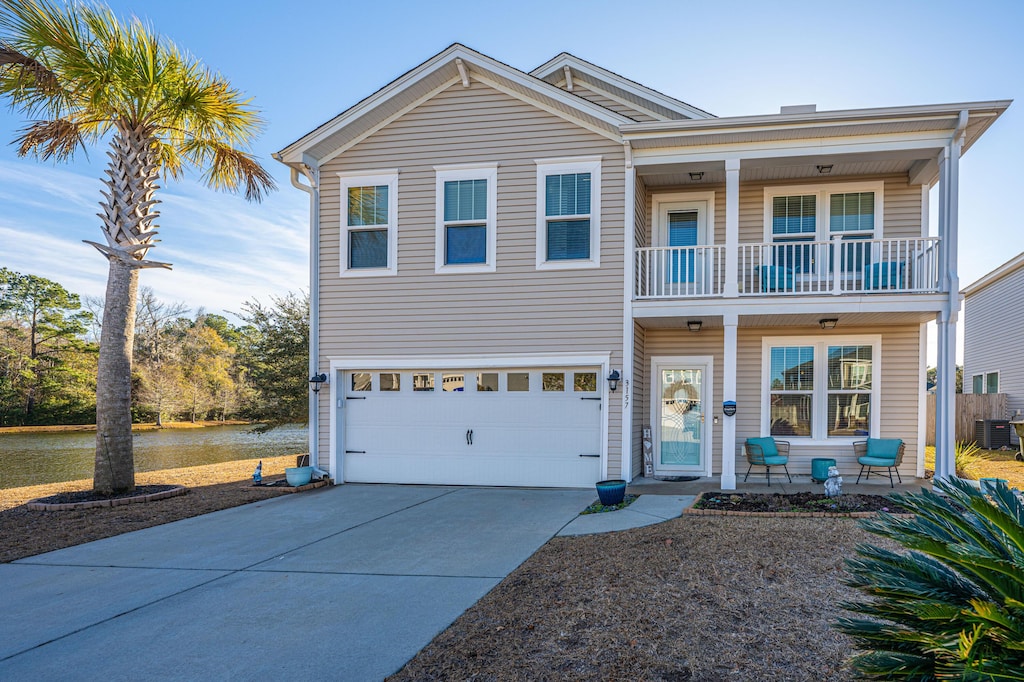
[652,357,712,476]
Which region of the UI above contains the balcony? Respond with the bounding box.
[635,237,941,300]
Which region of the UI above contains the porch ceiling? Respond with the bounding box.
[636,148,936,188]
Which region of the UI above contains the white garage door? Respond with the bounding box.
[341,367,603,487]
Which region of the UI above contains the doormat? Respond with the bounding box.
[653,476,700,482]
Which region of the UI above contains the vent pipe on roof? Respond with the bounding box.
[780,104,817,115]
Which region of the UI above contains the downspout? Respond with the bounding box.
[288,164,329,481]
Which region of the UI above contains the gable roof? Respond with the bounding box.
[962,252,1024,297]
[275,44,635,167]
[531,52,715,121]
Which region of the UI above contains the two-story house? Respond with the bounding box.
[274,44,1008,490]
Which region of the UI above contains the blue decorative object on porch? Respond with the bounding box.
[863,261,907,289]
[760,265,794,292]
[743,437,792,485]
[854,438,905,487]
[595,479,627,506]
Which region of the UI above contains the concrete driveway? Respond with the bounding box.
[0,484,594,681]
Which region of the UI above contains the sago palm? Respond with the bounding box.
[0,0,274,494]
[837,478,1024,679]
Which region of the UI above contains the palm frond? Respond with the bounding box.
[182,138,276,201]
[836,478,1024,678]
[15,117,83,159]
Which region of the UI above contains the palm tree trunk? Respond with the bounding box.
[94,258,138,494]
[92,124,160,495]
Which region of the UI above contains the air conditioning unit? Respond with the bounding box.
[974,419,1011,449]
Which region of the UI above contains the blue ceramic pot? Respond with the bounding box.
[595,479,627,506]
[285,466,314,487]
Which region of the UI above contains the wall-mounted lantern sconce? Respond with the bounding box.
[607,370,621,392]
[309,373,328,393]
[687,320,703,332]
[819,318,838,330]
[689,171,704,181]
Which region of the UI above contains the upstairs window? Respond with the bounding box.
[536,158,601,269]
[339,171,398,276]
[764,182,883,277]
[435,165,497,273]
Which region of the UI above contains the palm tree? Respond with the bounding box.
[0,0,274,494]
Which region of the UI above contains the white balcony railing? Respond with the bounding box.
[634,237,941,299]
[635,245,726,298]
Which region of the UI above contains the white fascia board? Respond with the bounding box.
[632,294,948,319]
[530,53,715,120]
[631,132,953,166]
[575,77,673,122]
[961,251,1024,297]
[620,101,1010,139]
[277,44,631,165]
[327,353,612,370]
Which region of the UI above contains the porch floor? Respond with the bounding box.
[627,475,924,497]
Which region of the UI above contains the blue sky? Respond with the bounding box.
[1,0,1021,358]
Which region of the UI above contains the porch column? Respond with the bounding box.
[721,312,738,489]
[724,159,740,298]
[622,150,636,481]
[934,119,963,483]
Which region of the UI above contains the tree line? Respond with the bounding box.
[0,267,308,428]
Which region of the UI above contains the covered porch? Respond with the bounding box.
[620,103,1008,488]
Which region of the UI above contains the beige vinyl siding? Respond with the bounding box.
[570,83,658,122]
[643,175,923,246]
[318,81,626,475]
[631,321,646,477]
[642,323,922,479]
[965,267,1024,418]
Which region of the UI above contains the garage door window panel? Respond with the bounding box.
[543,372,566,391]
[574,372,598,392]
[442,373,464,392]
[477,373,498,392]
[380,373,400,391]
[352,372,372,392]
[413,373,435,391]
[508,372,530,392]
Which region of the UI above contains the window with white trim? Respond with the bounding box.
[972,372,999,394]
[763,335,880,441]
[764,182,883,276]
[339,171,398,276]
[536,158,601,269]
[434,165,498,273]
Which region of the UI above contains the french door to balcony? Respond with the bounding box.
[655,194,712,295]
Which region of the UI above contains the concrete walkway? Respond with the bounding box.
[0,484,594,681]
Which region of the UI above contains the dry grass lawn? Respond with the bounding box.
[0,454,296,563]
[391,515,888,682]
[925,445,1024,488]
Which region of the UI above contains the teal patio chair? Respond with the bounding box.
[743,437,792,485]
[854,438,905,487]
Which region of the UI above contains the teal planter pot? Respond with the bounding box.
[596,479,627,506]
[285,466,314,487]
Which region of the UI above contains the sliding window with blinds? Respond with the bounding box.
[536,158,601,268]
[340,171,398,276]
[434,165,497,273]
[443,179,487,264]
[771,194,816,273]
[545,172,591,260]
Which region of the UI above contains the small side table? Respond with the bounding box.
[811,457,837,483]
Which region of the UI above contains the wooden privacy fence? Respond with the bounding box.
[925,393,1008,446]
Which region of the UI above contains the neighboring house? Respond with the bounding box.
[274,44,1009,489]
[963,252,1024,426]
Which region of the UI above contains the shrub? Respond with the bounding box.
[955,440,982,480]
[837,477,1024,679]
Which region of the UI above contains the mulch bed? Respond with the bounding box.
[390,515,889,681]
[0,454,299,563]
[691,491,910,516]
[26,484,186,510]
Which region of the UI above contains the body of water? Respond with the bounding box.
[0,424,308,489]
